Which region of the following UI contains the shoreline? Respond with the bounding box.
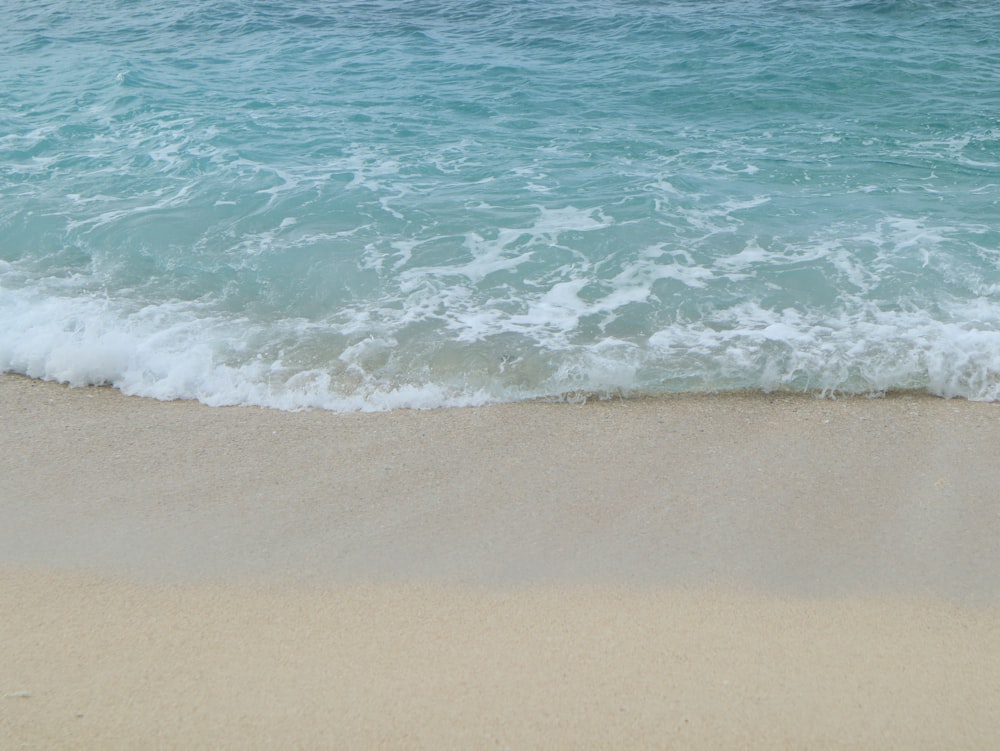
[3,373,999,598]
[3,373,1000,748]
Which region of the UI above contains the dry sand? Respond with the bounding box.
[2,373,1000,748]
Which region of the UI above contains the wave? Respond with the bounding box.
[3,282,998,411]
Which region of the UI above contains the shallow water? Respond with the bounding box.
[2,0,999,410]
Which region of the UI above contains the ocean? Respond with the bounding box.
[2,0,999,410]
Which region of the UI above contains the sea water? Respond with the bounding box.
[2,0,999,410]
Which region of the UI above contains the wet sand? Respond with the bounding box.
[2,373,1000,748]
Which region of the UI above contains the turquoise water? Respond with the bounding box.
[2,0,999,410]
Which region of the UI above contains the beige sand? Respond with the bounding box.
[2,373,1000,748]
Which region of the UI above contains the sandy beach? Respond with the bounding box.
[2,373,1000,748]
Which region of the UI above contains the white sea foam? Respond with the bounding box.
[3,275,1000,411]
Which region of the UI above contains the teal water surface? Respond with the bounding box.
[2,0,999,409]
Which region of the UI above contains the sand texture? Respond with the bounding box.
[2,374,1000,749]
